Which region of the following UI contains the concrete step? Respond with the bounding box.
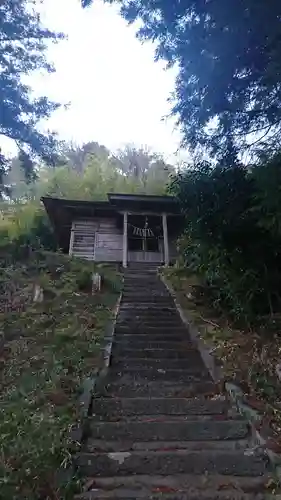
[116,316,182,322]
[117,314,181,322]
[123,286,166,291]
[119,303,174,309]
[123,288,165,292]
[111,339,195,350]
[110,368,209,382]
[118,307,179,324]
[76,492,274,500]
[114,326,188,335]
[74,473,272,499]
[111,357,205,371]
[86,419,248,442]
[84,438,248,453]
[113,332,187,341]
[90,398,227,419]
[111,340,188,352]
[75,449,268,477]
[118,306,177,313]
[121,296,172,302]
[77,473,272,492]
[103,380,218,398]
[118,308,179,315]
[121,298,174,304]
[111,348,199,359]
[111,362,210,383]
[124,277,161,283]
[122,284,168,289]
[122,288,169,294]
[115,321,185,328]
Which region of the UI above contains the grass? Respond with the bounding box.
[164,266,281,449]
[0,250,122,499]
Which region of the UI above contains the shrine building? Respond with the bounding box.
[42,193,183,267]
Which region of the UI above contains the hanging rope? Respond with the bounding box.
[131,225,154,237]
[129,217,154,237]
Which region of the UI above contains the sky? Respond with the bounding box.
[21,0,182,162]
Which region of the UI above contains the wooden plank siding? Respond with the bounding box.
[70,217,178,263]
[71,218,123,262]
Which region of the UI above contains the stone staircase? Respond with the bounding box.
[75,264,273,499]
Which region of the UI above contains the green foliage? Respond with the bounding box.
[0,0,63,185]
[0,202,57,262]
[171,154,281,323]
[6,141,173,201]
[90,0,281,158]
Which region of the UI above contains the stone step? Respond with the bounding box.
[119,304,174,309]
[113,331,187,339]
[74,473,271,499]
[110,362,210,383]
[110,368,209,382]
[123,288,164,291]
[111,340,188,352]
[122,285,168,290]
[115,321,184,328]
[124,278,161,283]
[121,297,172,302]
[113,331,188,339]
[116,315,181,321]
[111,357,205,371]
[114,326,188,334]
[103,380,219,398]
[84,438,248,453]
[122,295,170,299]
[75,449,268,477]
[119,301,178,314]
[122,286,168,290]
[121,298,173,304]
[75,473,270,492]
[118,306,177,313]
[117,314,180,322]
[111,339,195,350]
[116,318,182,324]
[117,313,178,319]
[125,272,159,275]
[124,280,161,284]
[90,398,227,419]
[86,420,248,442]
[76,492,274,500]
[111,348,199,359]
[123,284,164,288]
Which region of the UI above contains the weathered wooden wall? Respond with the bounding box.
[71,218,123,261]
[70,217,178,263]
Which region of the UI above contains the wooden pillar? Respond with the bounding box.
[69,222,75,257]
[162,213,169,267]
[123,212,128,268]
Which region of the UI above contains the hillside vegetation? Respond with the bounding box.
[0,248,121,499]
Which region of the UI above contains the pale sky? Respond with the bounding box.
[21,0,181,161]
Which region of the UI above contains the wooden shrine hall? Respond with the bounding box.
[42,193,183,267]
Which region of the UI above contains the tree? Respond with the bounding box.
[5,141,173,202]
[115,144,174,192]
[84,1,281,158]
[58,141,111,173]
[0,0,63,189]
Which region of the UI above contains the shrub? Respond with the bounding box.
[170,155,281,323]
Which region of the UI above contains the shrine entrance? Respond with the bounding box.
[127,215,164,264]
